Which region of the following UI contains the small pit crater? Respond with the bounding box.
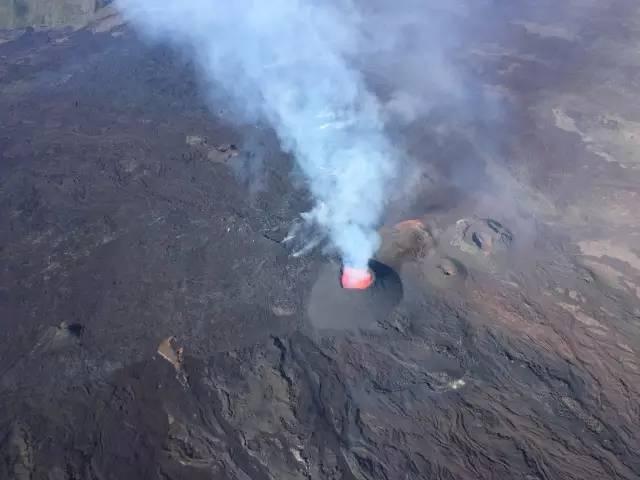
[421,256,467,288]
[437,258,459,277]
[461,218,513,255]
[65,322,85,338]
[472,231,492,251]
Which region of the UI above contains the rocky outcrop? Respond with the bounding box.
[0,0,112,29]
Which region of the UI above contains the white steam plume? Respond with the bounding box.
[116,0,396,269]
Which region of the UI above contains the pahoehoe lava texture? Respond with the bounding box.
[1,1,640,479]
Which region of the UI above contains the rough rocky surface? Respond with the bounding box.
[0,0,112,30]
[1,1,640,479]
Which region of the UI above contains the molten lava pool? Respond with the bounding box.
[341,267,375,290]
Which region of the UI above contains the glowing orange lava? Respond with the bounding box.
[341,267,374,290]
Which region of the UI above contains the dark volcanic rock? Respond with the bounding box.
[0,0,104,29]
[1,1,640,479]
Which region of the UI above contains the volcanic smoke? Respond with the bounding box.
[116,0,396,270]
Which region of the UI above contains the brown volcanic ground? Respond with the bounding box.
[1,1,640,479]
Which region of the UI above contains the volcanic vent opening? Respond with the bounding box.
[308,259,403,330]
[341,266,375,290]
